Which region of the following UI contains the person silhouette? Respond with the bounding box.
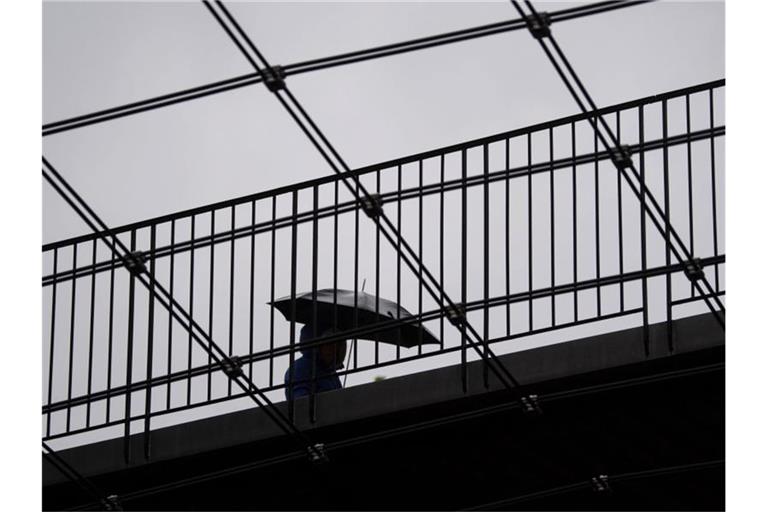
[284,322,347,400]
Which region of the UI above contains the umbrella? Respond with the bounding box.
[270,288,439,348]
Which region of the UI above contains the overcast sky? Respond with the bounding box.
[42,0,725,449]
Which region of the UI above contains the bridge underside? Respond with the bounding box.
[43,313,724,510]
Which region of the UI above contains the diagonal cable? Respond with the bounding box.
[513,0,725,322]
[42,157,325,461]
[509,0,724,328]
[203,0,531,403]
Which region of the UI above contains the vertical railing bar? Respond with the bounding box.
[572,122,578,323]
[333,181,339,344]
[269,197,277,387]
[248,201,256,383]
[310,185,319,423]
[527,134,533,333]
[46,247,58,437]
[418,161,424,355]
[549,127,556,326]
[639,106,650,356]
[440,155,446,349]
[290,190,299,423]
[709,88,720,290]
[186,215,195,406]
[617,111,625,311]
[66,243,77,433]
[288,191,298,424]
[483,143,490,388]
[143,225,156,459]
[376,169,382,364]
[332,181,340,391]
[124,231,137,464]
[85,239,97,428]
[106,249,115,422]
[663,99,673,352]
[227,205,236,397]
[461,149,468,392]
[505,138,511,336]
[686,94,695,298]
[207,210,215,401]
[166,219,175,410]
[353,181,359,369]
[396,165,402,360]
[594,117,602,317]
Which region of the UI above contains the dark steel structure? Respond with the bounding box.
[42,1,725,509]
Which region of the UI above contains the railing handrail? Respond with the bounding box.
[41,79,724,253]
[41,124,725,287]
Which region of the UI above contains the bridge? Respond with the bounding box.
[42,1,725,510]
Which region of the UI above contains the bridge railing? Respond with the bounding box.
[42,79,725,450]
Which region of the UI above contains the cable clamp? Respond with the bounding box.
[307,442,329,464]
[263,66,286,92]
[683,258,705,282]
[102,494,123,511]
[609,145,633,169]
[123,251,147,276]
[521,394,543,416]
[221,356,244,379]
[525,12,551,39]
[446,304,466,327]
[361,194,384,219]
[590,474,612,494]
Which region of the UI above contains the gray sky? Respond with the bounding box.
[42,0,724,449]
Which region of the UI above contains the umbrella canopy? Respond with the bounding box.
[270,289,439,348]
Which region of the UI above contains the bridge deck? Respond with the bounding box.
[43,312,724,510]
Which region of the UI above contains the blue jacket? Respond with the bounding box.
[284,323,342,400]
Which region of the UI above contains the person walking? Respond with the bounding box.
[284,321,347,400]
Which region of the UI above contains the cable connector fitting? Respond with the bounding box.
[609,145,633,169]
[526,12,551,39]
[446,304,465,327]
[102,494,123,511]
[590,474,612,494]
[263,66,286,92]
[683,258,705,282]
[123,251,147,276]
[521,394,543,416]
[221,356,244,379]
[307,442,329,464]
[361,194,384,219]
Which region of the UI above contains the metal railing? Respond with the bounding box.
[42,79,725,451]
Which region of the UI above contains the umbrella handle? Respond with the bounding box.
[342,339,355,388]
